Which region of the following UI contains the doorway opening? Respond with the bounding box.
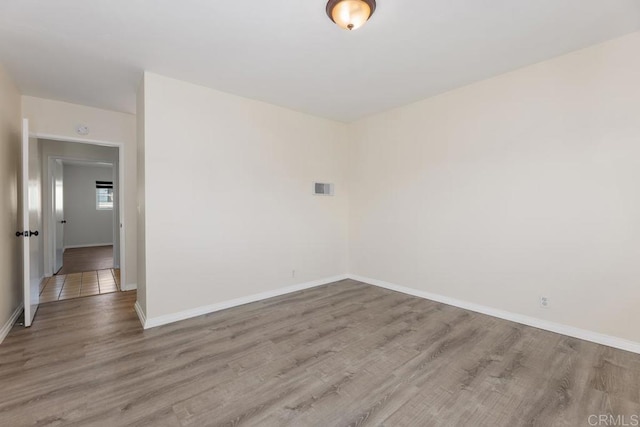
[40,140,123,303]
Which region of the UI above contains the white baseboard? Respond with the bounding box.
[64,243,113,250]
[142,274,349,329]
[348,274,640,355]
[0,303,24,344]
[134,301,146,328]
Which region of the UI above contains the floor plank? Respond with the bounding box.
[1,280,639,426]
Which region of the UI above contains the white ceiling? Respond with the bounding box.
[1,1,639,122]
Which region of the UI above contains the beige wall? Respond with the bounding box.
[141,72,349,320]
[0,64,22,340]
[22,97,137,289]
[348,32,640,343]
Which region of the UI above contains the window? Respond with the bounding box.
[96,181,113,210]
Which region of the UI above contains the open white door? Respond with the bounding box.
[53,159,64,273]
[21,119,41,327]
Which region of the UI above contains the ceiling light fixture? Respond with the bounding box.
[326,0,376,31]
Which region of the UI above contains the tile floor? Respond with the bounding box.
[39,269,121,303]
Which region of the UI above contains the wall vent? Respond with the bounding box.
[313,182,334,196]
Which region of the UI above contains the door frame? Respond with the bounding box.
[50,157,64,274]
[34,133,127,291]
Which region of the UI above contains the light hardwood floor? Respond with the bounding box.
[57,245,114,275]
[1,280,640,426]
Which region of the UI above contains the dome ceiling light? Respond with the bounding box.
[326,0,377,31]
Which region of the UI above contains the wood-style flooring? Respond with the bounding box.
[57,245,114,275]
[1,279,640,426]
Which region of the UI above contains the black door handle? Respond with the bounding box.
[15,230,37,237]
[61,220,67,224]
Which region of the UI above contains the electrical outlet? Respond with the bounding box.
[540,296,550,309]
[292,269,296,278]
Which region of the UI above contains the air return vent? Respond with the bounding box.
[314,182,334,196]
